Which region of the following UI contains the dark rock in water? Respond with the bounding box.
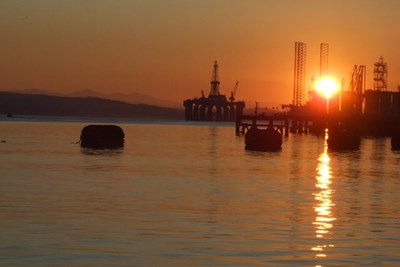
[245,126,282,152]
[80,125,124,149]
[327,126,360,151]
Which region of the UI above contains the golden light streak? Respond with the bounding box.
[312,131,336,261]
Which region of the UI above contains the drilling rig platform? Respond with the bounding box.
[183,61,245,121]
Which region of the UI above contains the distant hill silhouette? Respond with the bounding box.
[0,91,183,120]
[7,88,181,108]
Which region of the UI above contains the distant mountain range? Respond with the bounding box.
[6,88,181,109]
[0,91,183,120]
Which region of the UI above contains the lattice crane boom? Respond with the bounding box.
[229,81,239,102]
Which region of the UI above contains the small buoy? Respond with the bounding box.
[80,125,124,149]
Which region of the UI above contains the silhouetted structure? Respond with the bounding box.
[293,42,306,107]
[327,116,361,151]
[236,114,290,136]
[374,56,388,91]
[349,65,366,95]
[362,90,399,136]
[183,61,245,121]
[291,56,399,138]
[80,125,124,149]
[320,43,329,77]
[235,47,399,152]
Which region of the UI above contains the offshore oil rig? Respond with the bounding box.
[236,42,400,150]
[183,61,245,121]
[290,44,399,137]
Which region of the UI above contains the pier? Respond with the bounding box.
[235,113,324,137]
[236,114,289,136]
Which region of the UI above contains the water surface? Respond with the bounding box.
[0,120,399,266]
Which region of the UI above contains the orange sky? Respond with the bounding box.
[1,0,400,106]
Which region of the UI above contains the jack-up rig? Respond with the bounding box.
[236,42,400,150]
[183,61,245,121]
[283,42,399,138]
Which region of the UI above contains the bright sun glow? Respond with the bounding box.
[316,77,339,99]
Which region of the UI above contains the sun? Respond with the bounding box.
[316,77,339,99]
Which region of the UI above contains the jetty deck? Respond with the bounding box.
[235,114,321,136]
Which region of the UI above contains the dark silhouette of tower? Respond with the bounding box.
[320,43,329,78]
[209,61,220,96]
[293,42,306,107]
[374,56,387,91]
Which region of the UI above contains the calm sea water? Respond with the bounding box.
[0,118,399,266]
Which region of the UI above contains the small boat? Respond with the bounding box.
[245,126,282,152]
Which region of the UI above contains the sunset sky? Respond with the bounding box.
[1,0,400,106]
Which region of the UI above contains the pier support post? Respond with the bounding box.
[235,116,241,135]
[284,119,289,137]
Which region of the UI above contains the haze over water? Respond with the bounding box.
[0,119,399,266]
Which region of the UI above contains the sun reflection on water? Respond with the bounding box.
[312,130,336,261]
